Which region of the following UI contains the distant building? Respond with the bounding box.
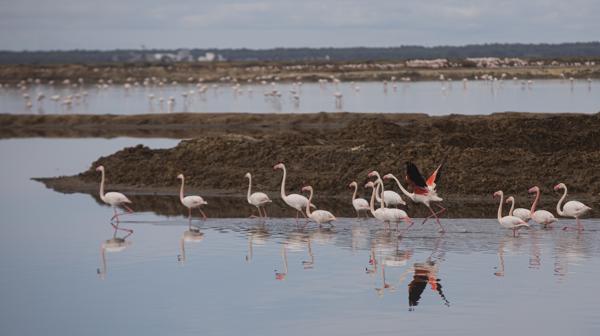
[197,52,226,62]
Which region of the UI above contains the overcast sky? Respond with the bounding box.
[0,0,598,50]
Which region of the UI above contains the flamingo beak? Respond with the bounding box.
[527,187,536,193]
[553,185,560,191]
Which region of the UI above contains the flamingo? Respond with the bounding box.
[505,196,531,222]
[365,180,412,232]
[367,171,406,207]
[383,162,445,232]
[493,191,530,237]
[554,183,592,231]
[528,186,558,228]
[375,178,412,232]
[301,186,336,226]
[348,181,370,218]
[245,172,272,218]
[177,174,208,225]
[273,163,315,219]
[365,181,389,223]
[96,165,133,222]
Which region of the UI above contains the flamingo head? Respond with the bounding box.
[95,165,105,172]
[367,170,379,178]
[364,181,375,189]
[301,186,313,193]
[383,173,393,180]
[493,190,502,198]
[244,172,251,179]
[348,181,357,188]
[176,174,184,179]
[528,186,539,194]
[273,162,284,170]
[553,183,566,191]
[505,196,514,204]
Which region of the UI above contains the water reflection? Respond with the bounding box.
[177,226,204,264]
[97,222,133,279]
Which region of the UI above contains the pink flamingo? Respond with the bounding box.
[528,186,557,228]
[493,191,530,237]
[554,183,592,231]
[349,181,370,218]
[96,165,133,226]
[382,161,445,232]
[177,174,208,225]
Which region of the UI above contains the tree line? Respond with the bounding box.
[1,42,599,65]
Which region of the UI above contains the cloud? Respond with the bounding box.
[0,0,598,50]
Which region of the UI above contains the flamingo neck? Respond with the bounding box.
[556,186,567,216]
[390,174,414,200]
[351,184,358,201]
[497,193,504,221]
[179,177,185,203]
[530,190,540,213]
[507,198,515,216]
[368,185,377,215]
[99,169,106,200]
[246,175,252,202]
[378,180,386,209]
[305,189,313,217]
[279,166,287,199]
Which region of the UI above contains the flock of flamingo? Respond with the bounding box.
[95,161,592,236]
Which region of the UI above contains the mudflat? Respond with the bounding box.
[12,111,598,216]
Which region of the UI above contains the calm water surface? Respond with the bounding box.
[1,79,599,115]
[1,138,599,336]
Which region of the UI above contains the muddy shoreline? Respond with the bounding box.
[1,63,599,85]
[20,111,600,218]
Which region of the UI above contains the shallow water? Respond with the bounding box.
[1,138,600,336]
[1,79,599,115]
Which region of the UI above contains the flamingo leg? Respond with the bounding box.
[422,206,445,232]
[356,210,360,219]
[198,208,207,220]
[122,204,134,213]
[262,206,268,219]
[422,204,446,225]
[111,208,119,222]
[111,221,133,234]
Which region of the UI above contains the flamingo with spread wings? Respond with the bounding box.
[404,161,446,231]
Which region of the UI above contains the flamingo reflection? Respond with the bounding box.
[245,225,269,262]
[177,226,204,263]
[97,222,133,279]
[275,245,288,280]
[399,236,450,310]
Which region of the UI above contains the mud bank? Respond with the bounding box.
[32,112,600,217]
[2,62,599,85]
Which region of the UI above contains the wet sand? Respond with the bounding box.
[15,111,599,216]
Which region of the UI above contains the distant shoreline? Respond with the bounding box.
[1,61,599,85]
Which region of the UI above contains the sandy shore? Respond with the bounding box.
[12,111,598,218]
